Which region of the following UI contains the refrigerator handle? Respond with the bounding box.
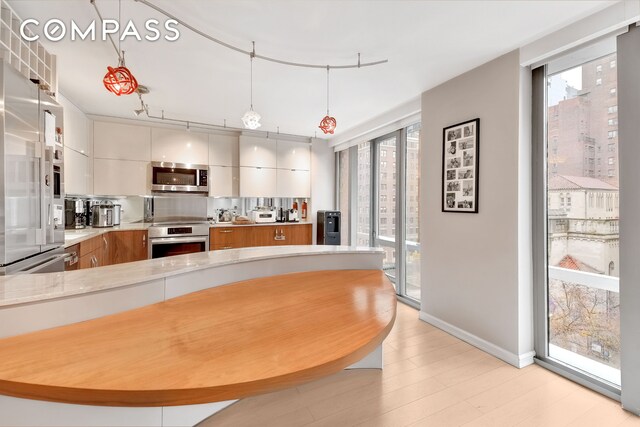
[34,142,46,245]
[46,147,55,243]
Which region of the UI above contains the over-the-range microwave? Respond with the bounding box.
[151,162,209,194]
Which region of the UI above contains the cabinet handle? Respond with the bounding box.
[221,246,233,250]
[91,255,97,268]
[274,228,286,241]
[219,229,233,233]
[142,234,146,248]
[103,236,108,250]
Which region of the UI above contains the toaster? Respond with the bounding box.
[251,210,276,223]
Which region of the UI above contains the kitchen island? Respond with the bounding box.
[0,246,387,427]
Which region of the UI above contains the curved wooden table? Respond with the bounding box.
[0,270,396,407]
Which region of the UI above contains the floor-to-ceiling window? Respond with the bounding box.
[336,122,421,304]
[545,52,620,386]
[405,123,421,300]
[337,149,350,245]
[533,38,622,398]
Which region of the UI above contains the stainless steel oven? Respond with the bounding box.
[151,162,208,194]
[148,223,210,259]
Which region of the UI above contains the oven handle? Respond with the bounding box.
[149,237,209,245]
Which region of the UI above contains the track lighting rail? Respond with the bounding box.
[133,0,388,70]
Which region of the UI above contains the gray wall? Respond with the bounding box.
[420,50,534,365]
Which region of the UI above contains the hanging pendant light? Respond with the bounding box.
[103,51,139,96]
[319,66,337,135]
[102,0,138,96]
[242,42,262,130]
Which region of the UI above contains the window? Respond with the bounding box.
[542,51,620,386]
[381,150,387,157]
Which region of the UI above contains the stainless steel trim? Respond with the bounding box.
[151,184,208,193]
[151,161,209,170]
[149,237,208,245]
[14,253,66,274]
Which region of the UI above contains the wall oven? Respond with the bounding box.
[151,162,208,194]
[148,223,210,259]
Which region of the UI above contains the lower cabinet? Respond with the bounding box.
[210,224,312,250]
[110,230,148,264]
[70,230,149,271]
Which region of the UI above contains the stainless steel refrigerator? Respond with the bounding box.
[0,60,65,274]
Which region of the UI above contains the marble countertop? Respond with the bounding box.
[0,246,383,307]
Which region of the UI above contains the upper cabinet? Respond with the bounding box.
[239,136,277,168]
[94,122,151,161]
[276,140,311,171]
[59,94,91,156]
[209,134,239,167]
[151,129,208,165]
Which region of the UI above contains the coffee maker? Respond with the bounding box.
[64,199,86,229]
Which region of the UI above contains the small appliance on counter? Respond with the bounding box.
[91,201,114,228]
[112,204,122,226]
[285,209,299,222]
[217,209,233,223]
[251,207,276,223]
[65,199,86,229]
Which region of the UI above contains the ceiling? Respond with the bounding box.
[10,0,612,139]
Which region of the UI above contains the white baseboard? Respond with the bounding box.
[419,311,535,368]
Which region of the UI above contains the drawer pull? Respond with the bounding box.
[219,230,233,233]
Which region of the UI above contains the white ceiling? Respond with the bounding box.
[10,0,612,139]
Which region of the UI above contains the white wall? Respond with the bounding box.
[311,138,336,244]
[420,50,534,367]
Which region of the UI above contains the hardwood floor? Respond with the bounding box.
[200,302,639,427]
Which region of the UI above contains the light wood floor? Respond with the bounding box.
[199,302,639,427]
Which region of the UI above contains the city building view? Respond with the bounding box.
[547,52,620,381]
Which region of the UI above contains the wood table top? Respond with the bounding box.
[0,270,396,407]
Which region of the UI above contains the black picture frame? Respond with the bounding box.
[441,118,480,213]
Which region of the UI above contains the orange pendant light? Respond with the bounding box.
[319,66,337,134]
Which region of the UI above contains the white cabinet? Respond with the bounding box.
[209,134,239,167]
[239,167,277,197]
[64,147,90,195]
[239,136,277,168]
[276,169,311,198]
[94,122,151,161]
[151,129,209,165]
[94,159,149,196]
[209,166,239,197]
[277,140,311,171]
[59,94,91,156]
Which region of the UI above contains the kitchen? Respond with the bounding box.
[0,1,639,427]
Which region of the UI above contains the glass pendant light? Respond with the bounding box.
[242,43,261,130]
[102,0,138,96]
[319,66,337,134]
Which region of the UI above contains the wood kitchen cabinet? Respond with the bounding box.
[75,230,148,270]
[210,227,253,250]
[109,230,148,264]
[210,224,312,251]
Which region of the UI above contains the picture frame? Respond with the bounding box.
[442,118,479,213]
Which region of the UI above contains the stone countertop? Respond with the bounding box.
[64,223,152,248]
[0,246,383,308]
